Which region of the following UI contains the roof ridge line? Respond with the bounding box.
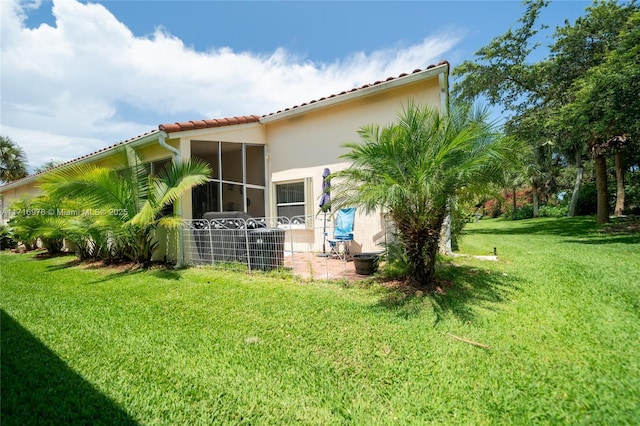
[160,61,449,133]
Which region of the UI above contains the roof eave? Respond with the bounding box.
[0,130,162,192]
[260,62,449,124]
[159,120,263,139]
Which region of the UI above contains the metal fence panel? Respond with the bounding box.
[181,214,379,281]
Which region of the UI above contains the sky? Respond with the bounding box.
[1,0,591,171]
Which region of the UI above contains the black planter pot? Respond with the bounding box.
[352,254,379,275]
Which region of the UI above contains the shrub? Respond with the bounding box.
[0,225,17,250]
[624,169,640,214]
[379,235,411,279]
[502,203,534,220]
[42,236,64,254]
[514,204,535,220]
[539,204,569,217]
[483,199,503,218]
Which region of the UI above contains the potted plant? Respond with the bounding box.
[352,253,379,275]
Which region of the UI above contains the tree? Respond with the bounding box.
[559,9,640,217]
[331,102,514,289]
[6,193,68,254]
[39,146,211,263]
[452,0,574,214]
[33,159,63,174]
[549,1,639,222]
[452,0,549,115]
[0,136,28,183]
[6,195,39,251]
[455,0,639,223]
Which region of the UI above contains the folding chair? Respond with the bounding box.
[328,208,356,261]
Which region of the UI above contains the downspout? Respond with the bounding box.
[158,131,184,268]
[438,65,450,115]
[158,129,180,159]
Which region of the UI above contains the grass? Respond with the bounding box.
[1,216,639,424]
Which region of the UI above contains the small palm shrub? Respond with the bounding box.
[40,146,211,264]
[331,102,516,289]
[0,225,16,250]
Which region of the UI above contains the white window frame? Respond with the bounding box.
[273,177,312,228]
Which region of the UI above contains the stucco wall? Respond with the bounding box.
[265,76,441,253]
[266,77,441,174]
[1,69,445,257]
[1,180,43,223]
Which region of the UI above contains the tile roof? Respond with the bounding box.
[159,115,261,133]
[159,60,449,133]
[262,61,450,119]
[0,130,160,189]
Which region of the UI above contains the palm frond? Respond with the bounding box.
[129,159,210,227]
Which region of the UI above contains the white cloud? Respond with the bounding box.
[1,0,462,169]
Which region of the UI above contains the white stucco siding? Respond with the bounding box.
[1,181,43,224]
[270,161,387,254]
[264,76,441,253]
[265,77,441,174]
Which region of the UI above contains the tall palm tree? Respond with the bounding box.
[0,136,28,183]
[40,146,211,263]
[332,102,515,289]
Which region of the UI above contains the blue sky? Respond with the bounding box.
[1,0,590,170]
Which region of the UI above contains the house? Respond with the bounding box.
[0,61,450,260]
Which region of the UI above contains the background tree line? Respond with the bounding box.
[454,0,640,224]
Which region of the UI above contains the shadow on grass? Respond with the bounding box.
[0,310,138,426]
[564,234,640,245]
[87,267,182,284]
[45,259,83,271]
[468,216,598,237]
[150,269,182,280]
[371,263,520,324]
[28,252,80,271]
[430,263,520,324]
[468,216,640,245]
[87,268,146,284]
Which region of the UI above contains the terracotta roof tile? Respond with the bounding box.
[159,60,449,130]
[159,115,261,133]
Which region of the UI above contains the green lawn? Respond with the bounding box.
[2,217,639,424]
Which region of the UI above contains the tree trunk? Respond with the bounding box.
[399,216,444,290]
[594,154,609,224]
[568,151,583,217]
[531,180,539,218]
[439,212,452,255]
[614,150,625,216]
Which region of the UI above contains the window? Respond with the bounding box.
[190,141,266,219]
[276,181,305,219]
[151,158,171,176]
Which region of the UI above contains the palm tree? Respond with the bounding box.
[331,102,515,289]
[0,136,28,183]
[6,195,39,251]
[40,146,211,263]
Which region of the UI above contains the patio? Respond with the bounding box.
[180,215,383,282]
[283,252,365,281]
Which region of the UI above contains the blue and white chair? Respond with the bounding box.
[329,208,356,261]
